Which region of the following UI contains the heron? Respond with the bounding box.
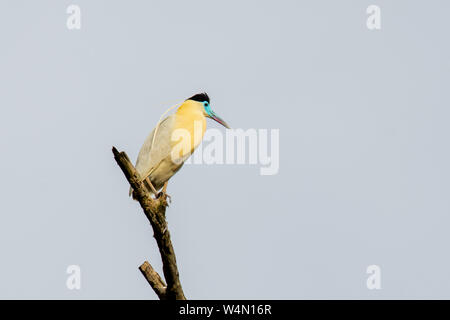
[129,93,230,199]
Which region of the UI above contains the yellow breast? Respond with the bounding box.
[171,100,206,159]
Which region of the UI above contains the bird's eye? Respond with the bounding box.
[204,102,209,107]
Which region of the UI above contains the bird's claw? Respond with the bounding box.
[156,191,171,204]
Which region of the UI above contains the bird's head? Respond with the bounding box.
[187,92,230,129]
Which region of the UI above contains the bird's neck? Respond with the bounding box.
[176,100,204,116]
[173,100,207,155]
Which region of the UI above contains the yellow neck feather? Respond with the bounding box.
[172,100,207,157]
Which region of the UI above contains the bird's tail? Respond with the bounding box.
[129,186,139,200]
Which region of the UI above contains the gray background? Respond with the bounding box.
[0,0,449,299]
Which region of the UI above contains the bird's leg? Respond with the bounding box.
[157,181,171,203]
[163,182,171,203]
[144,177,158,196]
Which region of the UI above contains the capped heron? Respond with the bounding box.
[130,93,230,198]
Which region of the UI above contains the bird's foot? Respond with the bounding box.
[156,191,171,204]
[156,182,171,204]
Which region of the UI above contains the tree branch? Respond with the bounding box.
[112,146,186,300]
[139,261,167,300]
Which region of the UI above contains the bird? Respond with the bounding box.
[130,92,230,199]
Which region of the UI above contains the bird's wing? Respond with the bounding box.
[134,114,177,181]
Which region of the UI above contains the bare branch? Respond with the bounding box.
[112,146,186,300]
[139,261,167,300]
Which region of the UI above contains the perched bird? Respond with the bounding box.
[130,93,230,198]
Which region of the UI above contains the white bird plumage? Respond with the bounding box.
[129,115,184,196]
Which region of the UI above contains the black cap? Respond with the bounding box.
[187,92,210,103]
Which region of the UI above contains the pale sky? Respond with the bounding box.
[0,0,449,299]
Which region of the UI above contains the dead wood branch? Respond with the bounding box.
[112,146,186,300]
[139,261,167,299]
